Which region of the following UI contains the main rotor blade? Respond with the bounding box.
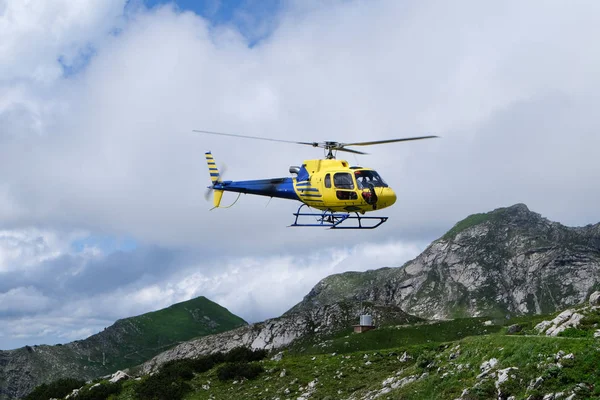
[336,147,369,155]
[193,130,316,147]
[342,135,439,147]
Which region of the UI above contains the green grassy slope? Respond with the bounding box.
[103,310,597,400]
[75,296,248,371]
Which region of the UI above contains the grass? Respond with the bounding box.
[290,317,502,355]
[78,296,247,372]
[28,304,600,400]
[442,212,495,240]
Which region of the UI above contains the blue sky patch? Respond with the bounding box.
[143,0,282,46]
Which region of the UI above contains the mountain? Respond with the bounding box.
[0,296,246,400]
[289,204,600,319]
[46,292,600,400]
[139,300,421,374]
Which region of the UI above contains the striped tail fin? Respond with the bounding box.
[205,151,224,209]
[205,151,220,183]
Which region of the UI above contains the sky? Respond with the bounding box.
[0,0,599,350]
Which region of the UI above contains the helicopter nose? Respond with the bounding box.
[378,187,397,209]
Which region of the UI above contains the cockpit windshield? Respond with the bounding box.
[354,170,388,189]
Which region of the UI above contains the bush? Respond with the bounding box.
[217,362,264,381]
[134,347,263,399]
[24,378,85,400]
[135,375,191,400]
[415,350,436,370]
[135,359,196,400]
[224,346,267,363]
[463,378,497,400]
[558,328,590,338]
[76,382,123,400]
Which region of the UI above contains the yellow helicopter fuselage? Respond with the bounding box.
[292,159,397,213]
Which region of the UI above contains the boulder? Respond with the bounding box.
[589,291,600,306]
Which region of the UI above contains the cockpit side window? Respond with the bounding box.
[333,172,354,189]
[324,173,331,188]
[354,170,388,188]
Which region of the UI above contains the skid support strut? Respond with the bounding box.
[289,204,388,229]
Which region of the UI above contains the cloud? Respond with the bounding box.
[0,229,424,349]
[0,286,52,316]
[1,0,600,348]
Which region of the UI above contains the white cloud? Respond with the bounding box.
[0,286,52,314]
[0,228,86,272]
[1,0,600,348]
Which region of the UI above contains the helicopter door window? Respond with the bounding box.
[333,172,357,200]
[325,174,331,188]
[333,173,354,189]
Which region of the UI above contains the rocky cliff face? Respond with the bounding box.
[140,301,421,374]
[0,296,246,400]
[289,204,600,320]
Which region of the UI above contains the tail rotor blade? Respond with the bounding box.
[203,163,227,202]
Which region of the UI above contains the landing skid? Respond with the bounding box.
[289,204,388,229]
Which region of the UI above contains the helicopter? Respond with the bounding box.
[195,130,438,229]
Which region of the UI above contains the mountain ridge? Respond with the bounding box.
[0,296,246,400]
[288,203,600,319]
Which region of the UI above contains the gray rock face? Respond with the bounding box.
[140,301,420,374]
[288,204,600,319]
[589,291,600,306]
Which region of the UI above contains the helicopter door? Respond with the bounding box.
[333,172,358,201]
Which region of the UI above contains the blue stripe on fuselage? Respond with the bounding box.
[213,177,300,201]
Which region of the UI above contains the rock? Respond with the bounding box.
[552,310,574,326]
[507,324,522,334]
[480,358,498,373]
[496,367,518,387]
[271,352,284,361]
[399,351,412,362]
[535,320,553,333]
[483,320,493,326]
[109,370,129,383]
[590,291,600,306]
[382,377,395,386]
[287,204,600,322]
[279,369,286,377]
[594,330,600,338]
[528,377,543,390]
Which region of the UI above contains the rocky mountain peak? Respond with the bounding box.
[289,204,600,320]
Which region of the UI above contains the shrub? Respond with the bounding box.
[224,346,267,363]
[216,362,264,381]
[135,375,191,400]
[24,378,85,400]
[76,382,123,400]
[135,359,195,400]
[558,328,590,338]
[415,350,436,370]
[463,378,497,400]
